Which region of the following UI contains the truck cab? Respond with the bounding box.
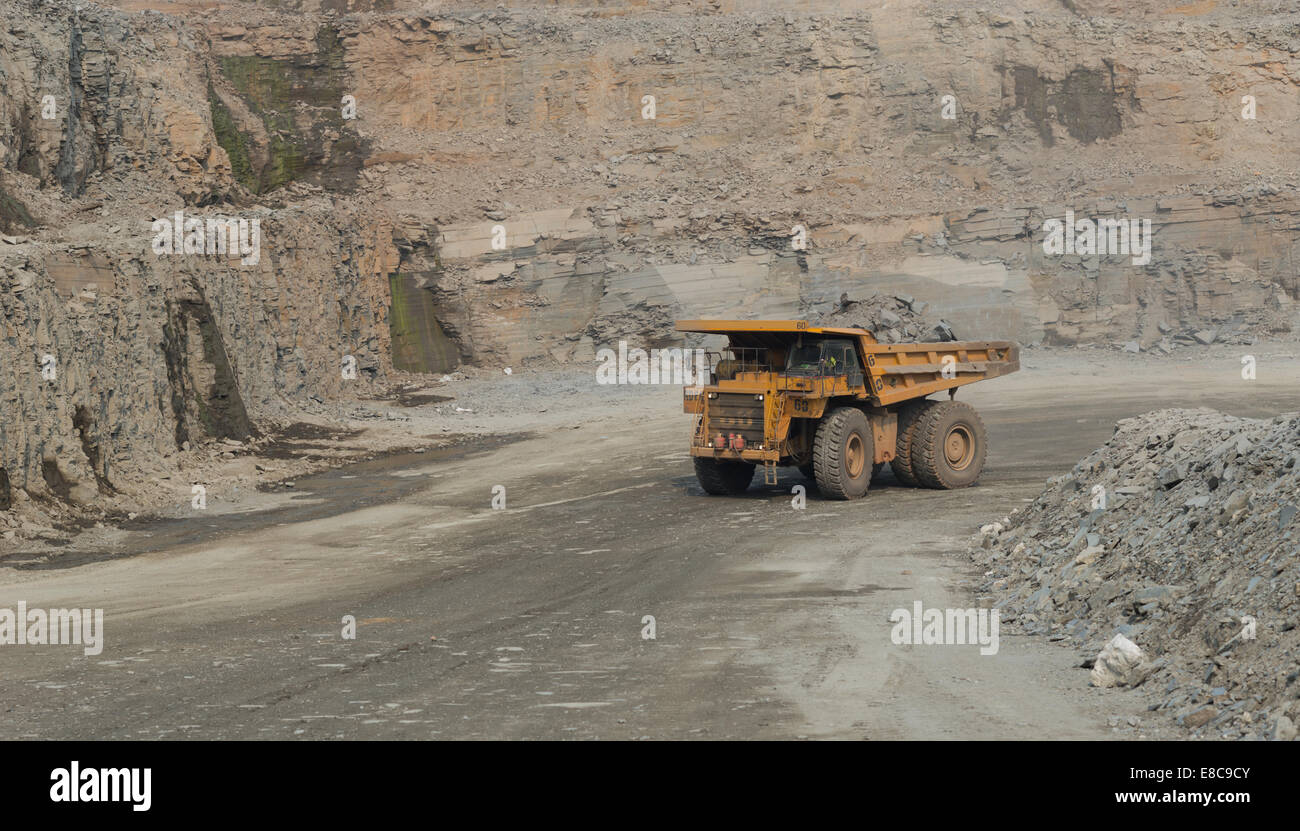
[781,336,865,389]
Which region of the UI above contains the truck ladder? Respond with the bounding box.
[763,395,783,485]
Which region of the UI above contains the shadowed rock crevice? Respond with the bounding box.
[40,456,72,501]
[161,289,256,448]
[54,16,109,197]
[72,404,113,494]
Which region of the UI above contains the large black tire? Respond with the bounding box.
[797,462,815,479]
[911,400,988,489]
[890,399,942,487]
[812,407,874,500]
[693,457,756,495]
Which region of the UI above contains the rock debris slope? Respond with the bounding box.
[973,409,1300,739]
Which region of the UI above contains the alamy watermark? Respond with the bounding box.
[890,601,1000,656]
[0,602,104,656]
[151,209,261,266]
[1042,210,1151,266]
[595,341,709,385]
[50,762,150,811]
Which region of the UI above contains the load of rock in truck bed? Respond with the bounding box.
[809,293,957,343]
[970,407,1300,740]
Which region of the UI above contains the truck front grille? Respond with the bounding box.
[707,393,766,446]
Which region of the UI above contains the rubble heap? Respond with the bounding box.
[1115,312,1291,354]
[810,294,957,343]
[971,408,1300,740]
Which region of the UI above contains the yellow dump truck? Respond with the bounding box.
[677,320,1020,499]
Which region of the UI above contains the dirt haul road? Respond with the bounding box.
[1,348,1297,740]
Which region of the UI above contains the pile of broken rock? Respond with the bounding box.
[970,408,1300,739]
[810,293,957,344]
[1115,311,1291,354]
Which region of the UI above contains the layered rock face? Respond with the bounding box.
[0,211,395,503]
[325,0,1298,360]
[330,0,1300,360]
[0,0,397,508]
[2,0,1299,507]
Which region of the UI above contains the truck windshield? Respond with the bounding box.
[786,343,822,372]
[784,339,860,378]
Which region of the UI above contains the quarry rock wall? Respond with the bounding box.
[3,0,1299,505]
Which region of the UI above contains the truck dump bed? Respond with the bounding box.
[676,320,1019,407]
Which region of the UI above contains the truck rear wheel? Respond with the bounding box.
[890,399,942,486]
[911,400,987,489]
[693,457,755,495]
[813,407,873,500]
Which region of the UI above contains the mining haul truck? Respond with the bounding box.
[677,320,1020,499]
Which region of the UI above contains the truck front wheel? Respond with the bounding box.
[693,457,756,495]
[813,407,874,500]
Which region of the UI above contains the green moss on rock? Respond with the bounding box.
[210,25,363,194]
[208,85,256,191]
